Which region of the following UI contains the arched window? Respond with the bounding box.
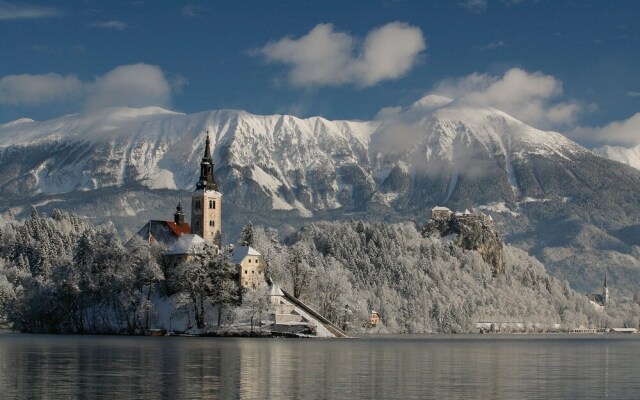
[209,200,215,209]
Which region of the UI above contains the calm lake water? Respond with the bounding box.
[1,333,639,400]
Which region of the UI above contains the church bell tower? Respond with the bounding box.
[191,132,222,246]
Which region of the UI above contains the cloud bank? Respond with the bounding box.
[458,0,488,13]
[431,68,583,129]
[255,22,425,87]
[0,1,61,20]
[88,20,126,31]
[85,64,172,111]
[0,73,82,105]
[0,63,175,111]
[570,113,640,146]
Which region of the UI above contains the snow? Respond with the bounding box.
[1,117,35,127]
[231,245,262,264]
[372,192,399,206]
[411,95,454,110]
[148,169,177,190]
[269,283,284,297]
[444,170,459,203]
[0,96,592,215]
[522,197,550,203]
[31,198,63,207]
[167,234,206,255]
[476,202,520,216]
[593,144,640,170]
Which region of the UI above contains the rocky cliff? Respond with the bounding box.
[422,214,505,276]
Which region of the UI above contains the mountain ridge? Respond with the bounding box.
[1,97,640,294]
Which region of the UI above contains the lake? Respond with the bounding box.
[1,333,639,399]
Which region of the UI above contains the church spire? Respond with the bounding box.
[203,131,212,161]
[174,201,185,225]
[196,131,218,191]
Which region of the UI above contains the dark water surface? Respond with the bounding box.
[1,333,639,399]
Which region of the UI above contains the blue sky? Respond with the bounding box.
[1,0,639,146]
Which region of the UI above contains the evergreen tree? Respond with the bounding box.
[239,221,254,247]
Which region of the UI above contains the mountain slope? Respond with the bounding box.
[2,97,640,293]
[593,145,640,171]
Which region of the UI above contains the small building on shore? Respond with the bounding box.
[233,246,266,289]
[370,311,380,327]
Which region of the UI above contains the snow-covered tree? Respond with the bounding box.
[239,221,254,247]
[240,285,272,332]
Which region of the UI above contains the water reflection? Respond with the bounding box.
[1,334,639,399]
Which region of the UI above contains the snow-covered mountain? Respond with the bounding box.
[593,144,640,171]
[2,96,640,293]
[0,95,599,215]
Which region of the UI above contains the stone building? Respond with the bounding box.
[431,206,452,220]
[369,311,380,327]
[233,246,266,289]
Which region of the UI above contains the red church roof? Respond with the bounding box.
[136,220,191,246]
[166,221,191,237]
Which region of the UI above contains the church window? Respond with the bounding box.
[209,220,214,227]
[195,200,201,210]
[209,200,215,209]
[248,259,252,263]
[244,270,247,274]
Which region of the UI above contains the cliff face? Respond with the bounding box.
[422,215,505,275]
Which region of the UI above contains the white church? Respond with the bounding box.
[136,133,346,337]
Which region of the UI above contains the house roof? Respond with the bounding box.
[166,221,191,237]
[269,283,284,297]
[432,206,451,211]
[136,220,191,246]
[232,246,262,264]
[166,234,205,255]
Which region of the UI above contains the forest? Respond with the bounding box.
[1,208,639,334]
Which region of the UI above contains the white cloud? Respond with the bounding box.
[431,68,583,129]
[89,20,126,31]
[85,64,172,111]
[459,0,488,13]
[476,40,506,51]
[626,91,640,98]
[181,4,205,17]
[570,113,640,146]
[0,73,82,105]
[0,63,173,110]
[255,22,425,87]
[0,1,61,20]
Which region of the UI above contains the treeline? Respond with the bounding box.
[255,220,640,333]
[0,209,241,333]
[1,210,639,334]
